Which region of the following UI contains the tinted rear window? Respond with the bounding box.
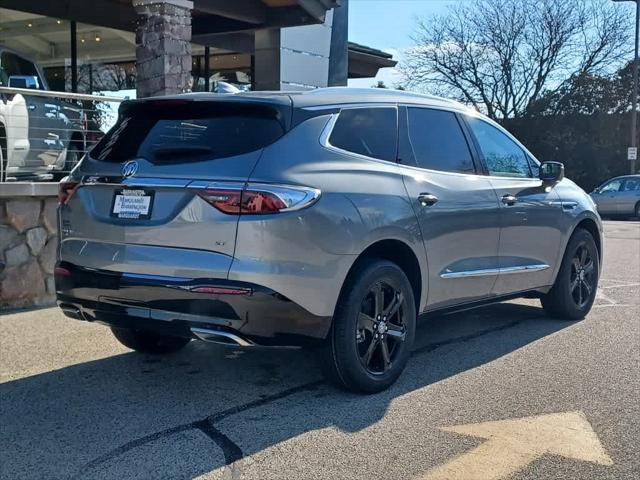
[91,102,285,163]
[406,108,475,174]
[329,107,397,162]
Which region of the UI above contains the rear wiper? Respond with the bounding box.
[151,145,213,158]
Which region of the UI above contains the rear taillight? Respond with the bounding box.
[54,266,72,277]
[197,183,320,215]
[58,180,79,204]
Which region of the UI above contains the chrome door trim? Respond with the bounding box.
[440,267,501,279]
[499,264,550,274]
[440,264,550,279]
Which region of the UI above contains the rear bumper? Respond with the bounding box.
[55,263,331,347]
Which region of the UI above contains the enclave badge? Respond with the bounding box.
[122,160,139,178]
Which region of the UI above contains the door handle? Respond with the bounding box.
[418,193,439,207]
[502,194,517,206]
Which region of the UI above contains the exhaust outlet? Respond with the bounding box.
[191,327,255,347]
[59,304,84,320]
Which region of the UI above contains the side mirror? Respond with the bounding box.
[539,161,564,185]
[8,75,40,89]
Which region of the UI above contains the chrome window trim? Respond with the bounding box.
[487,176,543,182]
[319,107,399,164]
[397,160,487,179]
[320,108,485,179]
[440,264,550,279]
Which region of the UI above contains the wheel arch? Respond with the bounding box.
[343,239,423,312]
[573,217,602,267]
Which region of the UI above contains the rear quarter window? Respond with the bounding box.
[91,102,285,163]
[328,107,398,162]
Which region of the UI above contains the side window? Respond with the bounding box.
[0,52,43,89]
[406,108,475,174]
[622,178,640,192]
[528,157,541,178]
[466,116,532,178]
[599,179,623,193]
[0,52,15,86]
[329,107,397,162]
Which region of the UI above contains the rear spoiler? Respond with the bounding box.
[118,93,294,131]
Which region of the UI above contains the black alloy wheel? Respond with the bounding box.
[569,243,596,309]
[356,281,408,375]
[541,228,599,320]
[322,259,416,393]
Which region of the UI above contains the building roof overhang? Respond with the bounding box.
[0,0,340,40]
[347,41,397,79]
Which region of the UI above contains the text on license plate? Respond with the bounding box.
[111,189,154,219]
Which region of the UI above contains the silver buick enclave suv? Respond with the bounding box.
[56,88,602,393]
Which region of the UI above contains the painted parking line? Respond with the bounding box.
[422,411,612,480]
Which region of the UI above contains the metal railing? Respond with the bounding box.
[0,86,126,183]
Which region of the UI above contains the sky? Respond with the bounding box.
[347,0,457,87]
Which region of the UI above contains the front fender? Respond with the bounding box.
[549,178,603,280]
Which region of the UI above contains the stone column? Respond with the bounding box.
[133,0,194,98]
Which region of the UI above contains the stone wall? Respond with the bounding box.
[0,184,58,309]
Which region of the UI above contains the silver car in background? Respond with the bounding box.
[590,175,640,218]
[55,88,603,393]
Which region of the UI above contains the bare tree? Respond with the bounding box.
[401,0,633,119]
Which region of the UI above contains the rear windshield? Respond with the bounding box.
[91,102,285,163]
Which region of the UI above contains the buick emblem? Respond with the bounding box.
[122,160,139,178]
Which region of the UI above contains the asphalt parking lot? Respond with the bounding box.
[1,220,638,480]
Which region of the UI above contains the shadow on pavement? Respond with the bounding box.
[0,302,573,479]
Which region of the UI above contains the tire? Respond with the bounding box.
[635,202,640,219]
[322,259,416,393]
[541,228,599,320]
[111,327,190,354]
